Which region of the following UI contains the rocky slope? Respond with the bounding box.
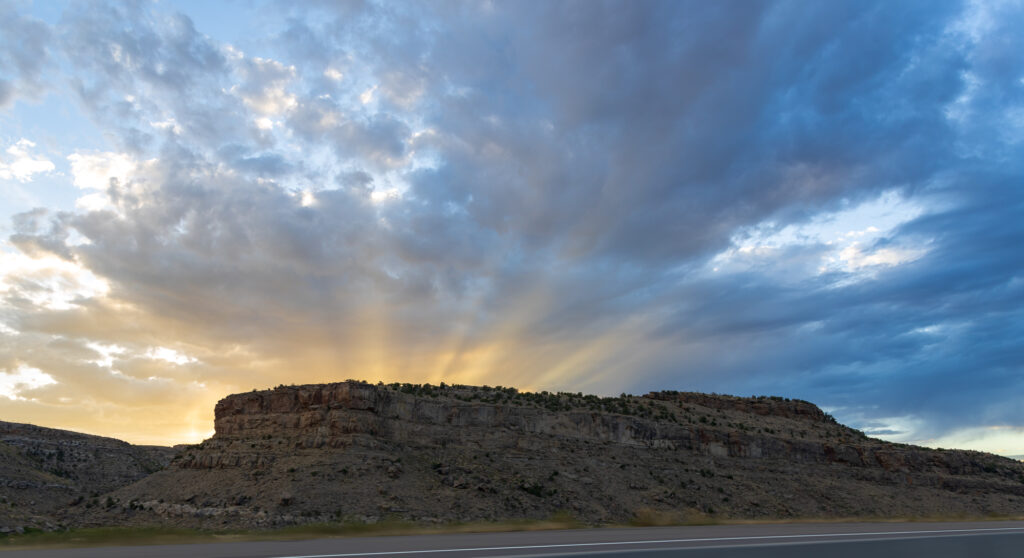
[0,421,176,533]
[82,381,1024,529]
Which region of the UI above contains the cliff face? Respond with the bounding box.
[206,384,1002,476]
[100,381,1024,529]
[0,421,176,533]
[211,382,708,452]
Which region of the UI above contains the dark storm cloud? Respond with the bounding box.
[373,0,969,268]
[3,0,1023,447]
[629,172,1024,437]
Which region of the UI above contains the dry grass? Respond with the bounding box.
[3,512,1022,551]
[0,513,585,551]
[716,513,1024,525]
[629,507,718,527]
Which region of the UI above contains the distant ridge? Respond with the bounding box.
[0,421,175,534]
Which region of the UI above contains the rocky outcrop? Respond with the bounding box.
[645,391,831,423]
[94,381,1024,529]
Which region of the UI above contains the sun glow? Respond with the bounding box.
[0,248,110,310]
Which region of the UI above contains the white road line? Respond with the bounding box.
[273,526,1024,558]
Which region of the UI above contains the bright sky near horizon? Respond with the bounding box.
[0,0,1022,454]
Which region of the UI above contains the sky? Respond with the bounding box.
[0,0,1022,454]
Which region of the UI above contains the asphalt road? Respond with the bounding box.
[4,521,1024,558]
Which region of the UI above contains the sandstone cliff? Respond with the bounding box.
[91,381,1024,529]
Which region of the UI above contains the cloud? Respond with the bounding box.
[0,0,1020,451]
[0,1,51,108]
[0,364,56,401]
[0,140,55,182]
[59,3,244,156]
[67,151,137,190]
[286,95,413,169]
[233,56,297,116]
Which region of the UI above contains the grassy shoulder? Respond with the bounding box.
[0,514,586,551]
[3,511,1022,551]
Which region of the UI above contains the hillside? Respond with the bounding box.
[0,421,176,534]
[69,380,1024,529]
